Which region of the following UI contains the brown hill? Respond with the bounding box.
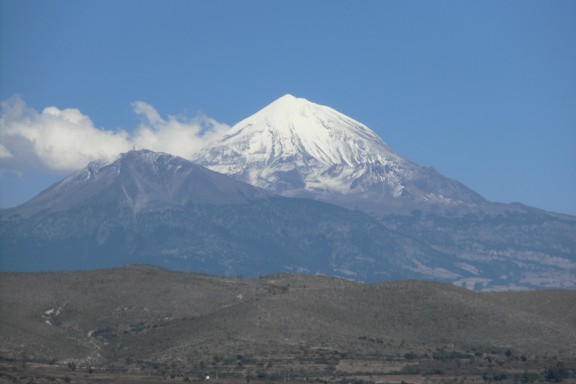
[1,266,575,383]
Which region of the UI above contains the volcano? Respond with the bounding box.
[194,94,485,214]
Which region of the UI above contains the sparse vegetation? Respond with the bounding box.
[1,266,575,383]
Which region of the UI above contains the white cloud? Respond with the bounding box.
[0,143,12,158]
[0,96,131,172]
[0,96,229,173]
[131,101,229,159]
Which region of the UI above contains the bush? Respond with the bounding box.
[403,352,418,360]
[545,362,569,382]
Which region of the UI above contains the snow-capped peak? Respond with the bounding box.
[194,95,411,191]
[228,94,398,166]
[194,95,485,212]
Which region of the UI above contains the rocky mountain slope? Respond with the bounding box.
[1,147,575,290]
[379,207,576,290]
[11,149,270,218]
[1,96,576,290]
[0,150,452,282]
[1,266,575,382]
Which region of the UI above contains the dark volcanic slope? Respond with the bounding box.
[0,151,454,283]
[2,149,575,291]
[3,149,270,219]
[1,266,574,370]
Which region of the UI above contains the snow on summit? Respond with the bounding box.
[225,94,400,166]
[194,95,486,212]
[194,94,407,186]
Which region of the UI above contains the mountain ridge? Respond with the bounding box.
[1,151,452,282]
[1,95,575,290]
[5,149,270,218]
[1,148,574,290]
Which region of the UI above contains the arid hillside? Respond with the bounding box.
[1,266,575,383]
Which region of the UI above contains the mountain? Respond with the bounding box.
[2,266,575,382]
[193,95,576,290]
[0,149,452,282]
[194,94,486,214]
[1,95,575,290]
[1,149,574,290]
[11,149,269,218]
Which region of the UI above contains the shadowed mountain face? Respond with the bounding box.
[1,266,575,380]
[8,150,270,218]
[0,150,451,282]
[1,149,575,290]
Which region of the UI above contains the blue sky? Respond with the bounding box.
[1,0,575,215]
